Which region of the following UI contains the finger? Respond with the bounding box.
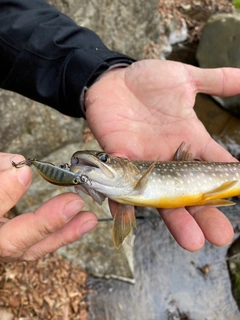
[0,193,90,260]
[158,207,205,252]
[188,206,234,247]
[22,211,98,261]
[190,66,240,97]
[0,153,24,171]
[0,154,32,216]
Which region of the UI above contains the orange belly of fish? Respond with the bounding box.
[115,186,240,209]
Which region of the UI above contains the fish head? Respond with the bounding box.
[70,151,141,204]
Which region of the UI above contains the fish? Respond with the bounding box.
[12,159,88,186]
[69,143,240,248]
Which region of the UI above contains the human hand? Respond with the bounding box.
[0,153,98,262]
[85,59,240,252]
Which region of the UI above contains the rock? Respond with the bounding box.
[48,0,188,60]
[0,90,84,159]
[194,93,240,160]
[196,13,240,117]
[227,235,240,309]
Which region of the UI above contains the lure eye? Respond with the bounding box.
[98,153,109,163]
[73,177,80,184]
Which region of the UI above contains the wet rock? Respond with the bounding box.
[196,13,240,117]
[162,0,234,63]
[194,93,240,159]
[227,236,240,309]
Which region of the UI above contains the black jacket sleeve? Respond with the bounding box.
[0,0,135,117]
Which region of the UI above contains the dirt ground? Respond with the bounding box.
[0,253,89,320]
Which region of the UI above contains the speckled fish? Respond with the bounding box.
[69,143,240,248]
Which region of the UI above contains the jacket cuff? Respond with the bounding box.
[62,48,135,118]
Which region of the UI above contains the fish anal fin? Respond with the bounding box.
[134,161,157,192]
[203,199,236,207]
[112,204,136,249]
[173,142,193,161]
[205,181,238,200]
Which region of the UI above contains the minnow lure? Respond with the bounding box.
[12,159,90,186]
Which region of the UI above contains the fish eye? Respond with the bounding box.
[71,156,80,165]
[98,153,109,163]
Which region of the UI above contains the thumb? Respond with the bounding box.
[0,154,32,216]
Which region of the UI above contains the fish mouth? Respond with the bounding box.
[69,151,115,205]
[70,151,114,179]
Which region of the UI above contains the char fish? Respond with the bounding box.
[69,143,240,248]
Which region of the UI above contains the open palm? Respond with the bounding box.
[85,59,240,251]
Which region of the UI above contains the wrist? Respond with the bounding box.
[81,65,129,114]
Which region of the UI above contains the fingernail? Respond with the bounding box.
[78,220,98,237]
[63,200,84,221]
[17,167,32,187]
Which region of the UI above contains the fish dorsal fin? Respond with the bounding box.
[134,161,157,192]
[202,199,236,207]
[173,142,193,161]
[205,180,238,200]
[112,204,136,249]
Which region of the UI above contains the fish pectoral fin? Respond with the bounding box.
[112,204,136,249]
[202,199,236,207]
[204,180,238,200]
[134,161,157,192]
[173,142,193,161]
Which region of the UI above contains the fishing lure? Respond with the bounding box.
[12,158,90,186]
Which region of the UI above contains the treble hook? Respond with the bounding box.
[11,158,35,168]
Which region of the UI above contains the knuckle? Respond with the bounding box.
[22,251,42,262]
[37,218,63,237]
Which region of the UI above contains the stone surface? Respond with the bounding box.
[194,93,240,160]
[48,0,188,60]
[0,90,84,159]
[196,13,240,116]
